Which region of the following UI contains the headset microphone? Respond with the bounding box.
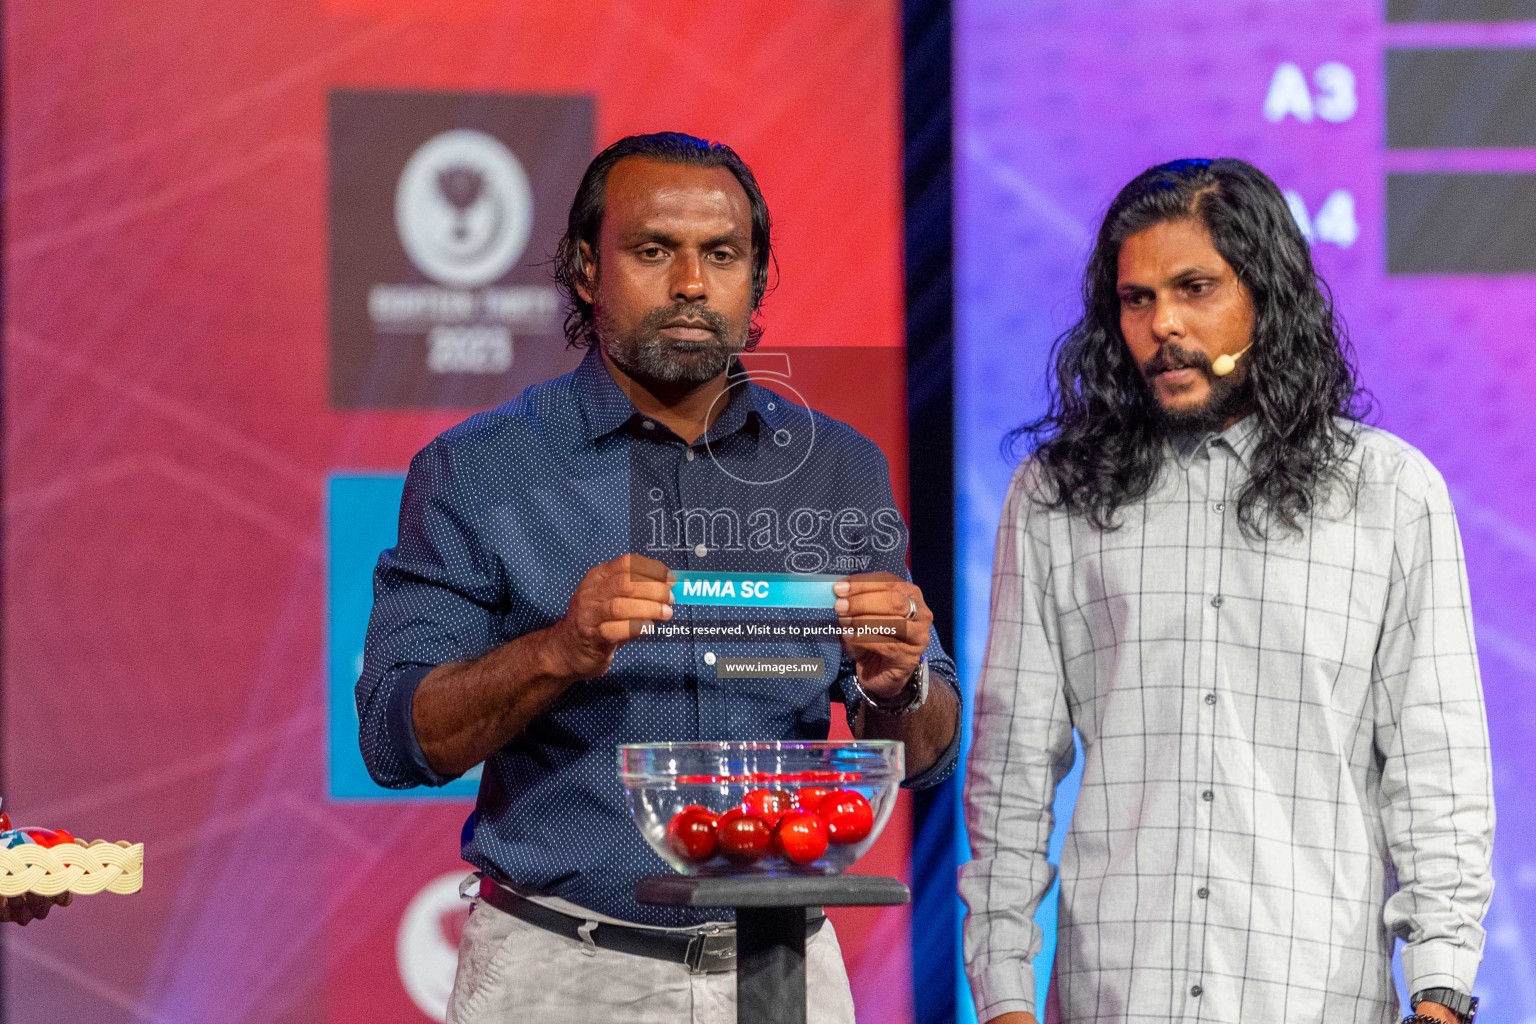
[1211,344,1252,377]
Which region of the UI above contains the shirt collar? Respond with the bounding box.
[1220,413,1261,467]
[573,345,767,443]
[1169,412,1262,469]
[707,363,788,442]
[574,345,640,440]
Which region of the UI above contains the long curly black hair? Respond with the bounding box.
[553,132,776,350]
[1008,158,1371,537]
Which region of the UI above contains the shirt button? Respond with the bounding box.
[1202,789,1214,802]
[1210,595,1223,608]
[685,449,696,462]
[1205,693,1217,706]
[704,652,716,666]
[1197,886,1209,899]
[694,543,708,557]
[642,420,656,431]
[1191,985,1203,997]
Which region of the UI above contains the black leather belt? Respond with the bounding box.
[475,875,824,974]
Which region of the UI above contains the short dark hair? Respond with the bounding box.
[553,132,776,349]
[1009,157,1370,537]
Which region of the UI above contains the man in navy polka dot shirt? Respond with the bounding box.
[356,132,960,1023]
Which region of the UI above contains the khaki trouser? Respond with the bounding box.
[445,895,858,1024]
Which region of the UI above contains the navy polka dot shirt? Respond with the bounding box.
[356,346,959,925]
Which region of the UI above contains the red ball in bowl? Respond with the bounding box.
[818,791,873,845]
[795,786,836,813]
[717,812,772,864]
[771,810,829,865]
[666,807,719,864]
[742,789,794,828]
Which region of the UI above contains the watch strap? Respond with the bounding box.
[1411,988,1477,1023]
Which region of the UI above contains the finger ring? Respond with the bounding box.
[906,596,918,620]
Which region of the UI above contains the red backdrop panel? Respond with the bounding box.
[3,3,910,1022]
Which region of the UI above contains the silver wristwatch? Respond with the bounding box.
[853,656,929,716]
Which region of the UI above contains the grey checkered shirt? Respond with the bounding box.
[960,417,1494,1024]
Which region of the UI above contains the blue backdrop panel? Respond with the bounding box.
[327,473,481,800]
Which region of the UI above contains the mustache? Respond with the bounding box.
[637,304,729,338]
[1143,343,1213,378]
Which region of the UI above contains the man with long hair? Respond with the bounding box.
[961,159,1493,1024]
[356,132,960,1023]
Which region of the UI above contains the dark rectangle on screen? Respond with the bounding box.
[1388,0,1536,21]
[1387,49,1536,149]
[1387,174,1536,273]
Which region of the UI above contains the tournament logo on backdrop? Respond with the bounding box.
[329,90,593,408]
[395,129,534,291]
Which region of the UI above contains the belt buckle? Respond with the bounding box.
[685,928,736,974]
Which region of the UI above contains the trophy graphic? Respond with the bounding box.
[436,164,487,241]
[393,128,532,288]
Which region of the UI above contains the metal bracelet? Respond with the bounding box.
[853,657,929,716]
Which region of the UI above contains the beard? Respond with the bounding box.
[597,303,747,387]
[1142,342,1253,435]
